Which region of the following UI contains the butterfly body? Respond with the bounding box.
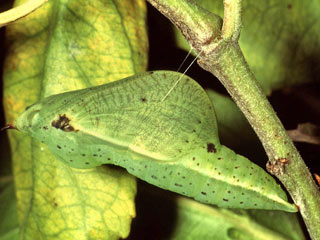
[14,71,296,211]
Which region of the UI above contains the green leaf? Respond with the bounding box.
[3,0,148,239]
[130,185,304,240]
[175,0,320,94]
[0,182,19,240]
[245,209,305,240]
[172,197,304,240]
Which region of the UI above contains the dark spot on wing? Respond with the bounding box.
[141,97,147,102]
[207,143,216,153]
[52,114,78,132]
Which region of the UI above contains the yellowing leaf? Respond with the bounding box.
[3,0,148,239]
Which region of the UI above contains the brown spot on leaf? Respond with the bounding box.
[52,114,78,132]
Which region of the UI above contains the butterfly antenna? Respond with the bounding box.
[161,49,203,102]
[1,124,16,131]
[176,47,193,73]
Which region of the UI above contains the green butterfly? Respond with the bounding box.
[13,71,296,212]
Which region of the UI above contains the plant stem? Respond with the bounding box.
[146,0,320,239]
[221,0,242,41]
[199,41,320,239]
